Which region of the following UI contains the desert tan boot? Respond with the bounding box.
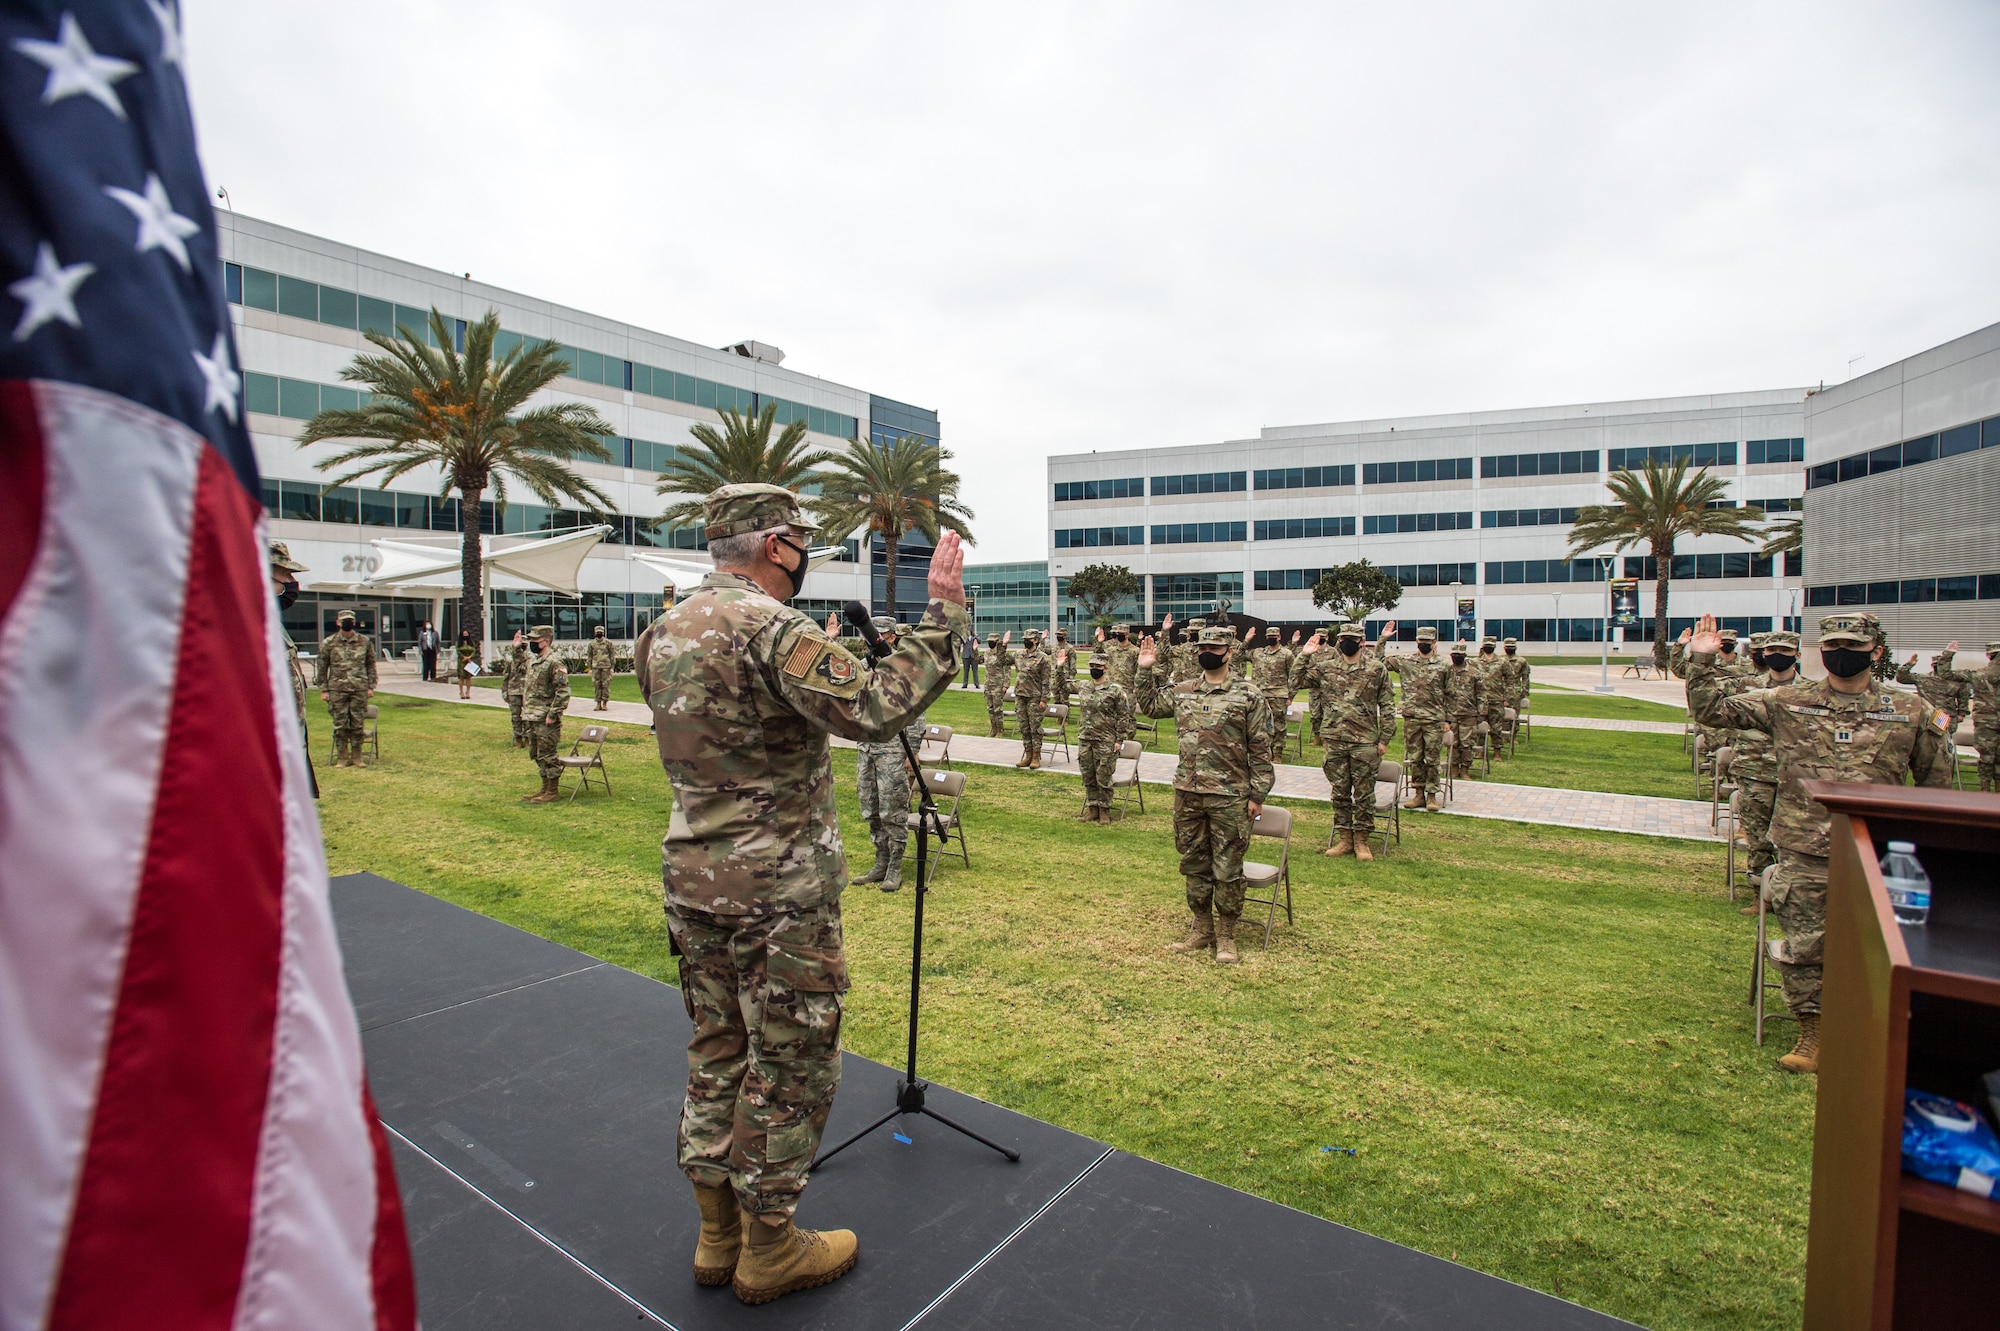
[1213,914,1240,965]
[733,1216,858,1305]
[1352,839,1374,862]
[1325,833,1353,858]
[1014,754,1031,767]
[1167,909,1214,954]
[1778,1013,1820,1075]
[522,776,561,804]
[691,1184,741,1287]
[1402,792,1425,809]
[1425,795,1441,812]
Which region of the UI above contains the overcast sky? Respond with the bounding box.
[187,1,2000,563]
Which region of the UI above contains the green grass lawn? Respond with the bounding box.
[1527,687,1687,723]
[324,695,1808,1331]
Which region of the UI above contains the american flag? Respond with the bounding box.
[0,4,415,1328]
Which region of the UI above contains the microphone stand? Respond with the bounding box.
[813,607,1019,1169]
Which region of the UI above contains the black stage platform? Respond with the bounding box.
[334,873,1637,1330]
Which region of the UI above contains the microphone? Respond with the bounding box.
[842,601,892,660]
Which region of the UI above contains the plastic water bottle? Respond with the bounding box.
[1881,841,1932,927]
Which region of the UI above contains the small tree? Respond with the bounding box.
[1064,562,1140,631]
[653,403,834,532]
[1311,559,1403,628]
[812,436,975,614]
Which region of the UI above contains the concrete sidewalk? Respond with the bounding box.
[375,678,1723,843]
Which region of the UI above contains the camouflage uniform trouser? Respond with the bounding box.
[985,690,1008,733]
[1402,720,1444,799]
[1769,849,1828,1017]
[1174,790,1251,917]
[855,743,913,863]
[505,691,526,743]
[527,717,563,781]
[325,689,368,750]
[666,900,846,1221]
[1017,695,1047,761]
[1737,778,1778,877]
[1450,712,1481,774]
[1078,738,1118,809]
[592,669,612,707]
[1324,742,1378,836]
[1482,703,1507,754]
[1977,723,1998,792]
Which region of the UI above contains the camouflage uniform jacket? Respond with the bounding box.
[1168,636,1201,684]
[1896,654,1972,727]
[1379,649,1453,722]
[313,632,377,692]
[1445,659,1482,718]
[1687,652,1952,857]
[501,642,530,696]
[648,571,967,918]
[283,631,307,723]
[1134,666,1274,801]
[1289,649,1395,746]
[586,637,616,673]
[1936,656,2000,726]
[1014,646,1053,699]
[984,645,1015,693]
[1050,647,1075,705]
[1250,645,1295,704]
[1077,679,1134,743]
[1708,668,1784,783]
[520,650,571,723]
[1495,657,1530,704]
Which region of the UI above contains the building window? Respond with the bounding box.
[1253,516,1356,540]
[1054,526,1144,549]
[1054,477,1144,502]
[1481,558,1610,585]
[1745,438,1805,465]
[1150,471,1246,496]
[1480,507,1581,528]
[1151,573,1244,617]
[1151,522,1246,545]
[1361,511,1473,534]
[1607,442,1737,471]
[1478,450,1598,478]
[1362,457,1473,485]
[1254,464,1355,490]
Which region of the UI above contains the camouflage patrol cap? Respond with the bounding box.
[871,614,898,635]
[530,624,554,641]
[1187,617,1206,630]
[986,633,1000,645]
[1336,623,1364,639]
[1764,631,1799,650]
[268,540,307,573]
[335,608,356,624]
[1817,613,1872,647]
[1196,626,1235,646]
[1718,628,1738,643]
[1265,626,1281,638]
[1501,636,1517,646]
[1416,626,1438,642]
[1747,632,1769,649]
[701,483,820,540]
[1988,640,2000,654]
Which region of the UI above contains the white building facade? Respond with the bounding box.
[218,213,930,656]
[1047,390,1810,649]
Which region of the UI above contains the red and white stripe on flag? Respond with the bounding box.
[0,381,414,1330]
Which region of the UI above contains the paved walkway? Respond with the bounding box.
[376,678,1723,843]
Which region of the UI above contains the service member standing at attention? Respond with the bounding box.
[1135,625,1274,964]
[1050,629,1076,714]
[1936,641,2000,791]
[1445,639,1483,779]
[1687,612,1952,1074]
[1378,622,1452,810]
[519,625,570,803]
[1075,653,1134,822]
[269,542,310,726]
[1291,623,1394,859]
[983,632,1013,736]
[315,609,377,768]
[1251,626,1296,747]
[1498,638,1531,714]
[849,616,929,894]
[1473,636,1506,751]
[647,485,966,1304]
[1013,628,1053,768]
[502,630,531,746]
[586,624,617,710]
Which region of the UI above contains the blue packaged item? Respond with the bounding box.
[1901,1090,2000,1199]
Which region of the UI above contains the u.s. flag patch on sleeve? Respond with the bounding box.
[1932,708,1953,733]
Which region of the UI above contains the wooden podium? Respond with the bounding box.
[1802,782,2000,1331]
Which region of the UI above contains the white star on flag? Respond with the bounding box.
[106,174,202,271]
[12,12,139,119]
[145,0,184,68]
[9,240,94,342]
[193,332,241,423]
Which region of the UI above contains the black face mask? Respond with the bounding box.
[1417,642,1433,655]
[1719,644,1735,656]
[1089,666,1105,680]
[1337,639,1361,657]
[1451,653,1466,665]
[1748,651,1765,669]
[1822,647,1874,679]
[1762,654,1796,674]
[1504,647,1516,656]
[773,537,809,598]
[276,582,298,610]
[1197,651,1227,672]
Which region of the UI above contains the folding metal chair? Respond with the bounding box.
[1132,715,1160,750]
[905,769,970,871]
[1499,707,1519,758]
[557,723,612,800]
[361,704,379,760]
[1440,725,1455,802]
[1364,759,1403,855]
[1710,746,1737,828]
[1109,739,1146,817]
[1515,699,1531,742]
[1725,789,1748,899]
[1749,865,1793,1046]
[1040,704,1072,762]
[1241,806,1294,948]
[1284,703,1307,760]
[918,723,954,770]
[1473,721,1492,777]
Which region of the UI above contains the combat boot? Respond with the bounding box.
[1075,803,1095,820]
[1325,832,1353,858]
[880,861,903,893]
[850,848,887,885]
[1014,753,1031,768]
[1167,909,1214,954]
[1352,838,1374,862]
[523,776,560,804]
[691,1183,741,1287]
[1778,1014,1820,1075]
[1402,792,1425,809]
[1214,915,1241,965]
[732,1216,858,1306]
[1425,794,1441,812]
[1028,757,1041,770]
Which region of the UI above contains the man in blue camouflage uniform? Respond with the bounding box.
[849,615,928,893]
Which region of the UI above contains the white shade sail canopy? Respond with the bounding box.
[629,546,853,596]
[305,525,610,597]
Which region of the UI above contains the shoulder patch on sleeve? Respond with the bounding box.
[1932,707,1953,733]
[783,633,828,680]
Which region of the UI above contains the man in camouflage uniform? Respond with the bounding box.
[1936,640,2000,791]
[1292,623,1394,859]
[1445,639,1484,779]
[1075,653,1134,822]
[1160,615,1203,684]
[648,485,966,1303]
[982,632,1012,736]
[314,608,377,768]
[586,624,617,710]
[1250,626,1296,748]
[519,625,571,803]
[1135,625,1274,964]
[1379,622,1452,810]
[1473,636,1506,754]
[1099,624,1141,742]
[1682,628,1800,900]
[1013,629,1053,768]
[1687,612,1952,1075]
[1897,642,1973,736]
[269,542,309,728]
[501,631,531,746]
[1497,637,1531,715]
[1051,629,1075,712]
[850,616,929,893]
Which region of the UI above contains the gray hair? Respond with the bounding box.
[708,524,792,569]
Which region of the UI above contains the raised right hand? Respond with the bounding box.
[926,530,967,606]
[1137,636,1157,669]
[1381,620,1398,640]
[1002,630,1012,645]
[1688,613,1723,656]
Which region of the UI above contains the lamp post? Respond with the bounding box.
[1552,590,1565,660]
[1596,557,1615,694]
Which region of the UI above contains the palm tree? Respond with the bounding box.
[812,435,975,615]
[653,403,836,532]
[299,309,616,658]
[1566,458,1765,666]
[1760,513,1801,559]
